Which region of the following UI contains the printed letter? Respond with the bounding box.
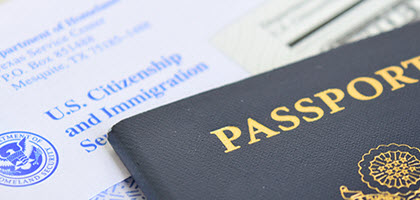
[347,77,383,101]
[248,118,280,145]
[271,106,300,131]
[375,66,418,91]
[401,55,420,71]
[294,98,324,122]
[314,88,345,114]
[210,126,242,153]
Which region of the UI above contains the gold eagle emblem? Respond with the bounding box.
[341,143,420,200]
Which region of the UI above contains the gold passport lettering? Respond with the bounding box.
[210,55,420,153]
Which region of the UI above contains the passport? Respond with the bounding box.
[108,22,420,200]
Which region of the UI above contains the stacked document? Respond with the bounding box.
[110,22,420,199]
[0,0,419,199]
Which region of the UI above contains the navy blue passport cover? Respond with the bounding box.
[109,22,420,200]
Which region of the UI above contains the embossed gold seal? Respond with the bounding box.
[341,144,420,200]
[369,150,420,189]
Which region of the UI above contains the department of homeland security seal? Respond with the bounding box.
[0,131,58,187]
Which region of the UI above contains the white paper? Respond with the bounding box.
[0,0,265,199]
[212,0,420,74]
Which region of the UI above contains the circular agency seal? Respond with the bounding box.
[0,131,59,187]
